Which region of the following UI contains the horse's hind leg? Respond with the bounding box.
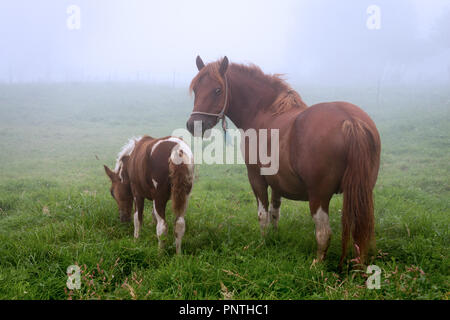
[270,188,281,230]
[309,196,332,262]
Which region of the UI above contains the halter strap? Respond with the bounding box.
[190,74,229,132]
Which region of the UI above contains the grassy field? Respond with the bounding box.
[0,83,448,299]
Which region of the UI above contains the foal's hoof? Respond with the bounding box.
[310,254,326,269]
[310,258,320,269]
[260,227,270,237]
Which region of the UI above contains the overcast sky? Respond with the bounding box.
[0,0,449,85]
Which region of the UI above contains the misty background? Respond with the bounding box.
[0,0,449,86]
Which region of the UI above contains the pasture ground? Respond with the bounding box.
[0,83,448,299]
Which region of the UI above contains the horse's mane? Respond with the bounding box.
[190,59,307,114]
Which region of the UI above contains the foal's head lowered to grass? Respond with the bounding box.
[104,158,133,223]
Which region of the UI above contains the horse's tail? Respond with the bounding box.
[340,118,379,267]
[168,146,194,216]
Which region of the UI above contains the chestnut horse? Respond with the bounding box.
[104,135,194,254]
[186,56,381,266]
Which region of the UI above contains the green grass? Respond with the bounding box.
[0,83,448,299]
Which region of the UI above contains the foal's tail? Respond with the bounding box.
[168,147,194,216]
[340,118,380,267]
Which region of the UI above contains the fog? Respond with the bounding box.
[0,0,449,86]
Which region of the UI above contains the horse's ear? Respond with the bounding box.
[219,56,229,76]
[196,55,205,71]
[104,165,116,181]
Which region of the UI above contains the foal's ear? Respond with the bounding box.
[196,55,205,71]
[104,165,116,181]
[219,56,229,76]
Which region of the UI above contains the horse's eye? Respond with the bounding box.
[110,189,115,199]
[215,88,221,95]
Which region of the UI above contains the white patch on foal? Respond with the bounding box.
[174,216,186,254]
[134,211,140,238]
[151,137,193,165]
[153,206,168,248]
[312,207,332,260]
[152,179,158,189]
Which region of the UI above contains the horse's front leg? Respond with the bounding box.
[269,188,281,230]
[247,166,269,236]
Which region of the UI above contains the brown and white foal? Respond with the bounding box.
[104,135,194,254]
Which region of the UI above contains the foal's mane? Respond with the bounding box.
[190,59,308,114]
[114,136,143,182]
[114,136,142,173]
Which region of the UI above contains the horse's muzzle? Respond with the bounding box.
[186,115,217,137]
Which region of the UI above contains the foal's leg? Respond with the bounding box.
[153,198,168,250]
[172,190,190,255]
[174,212,186,255]
[309,196,332,262]
[150,204,157,225]
[133,196,144,239]
[247,167,270,236]
[269,188,281,230]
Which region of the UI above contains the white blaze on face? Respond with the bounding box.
[152,179,158,189]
